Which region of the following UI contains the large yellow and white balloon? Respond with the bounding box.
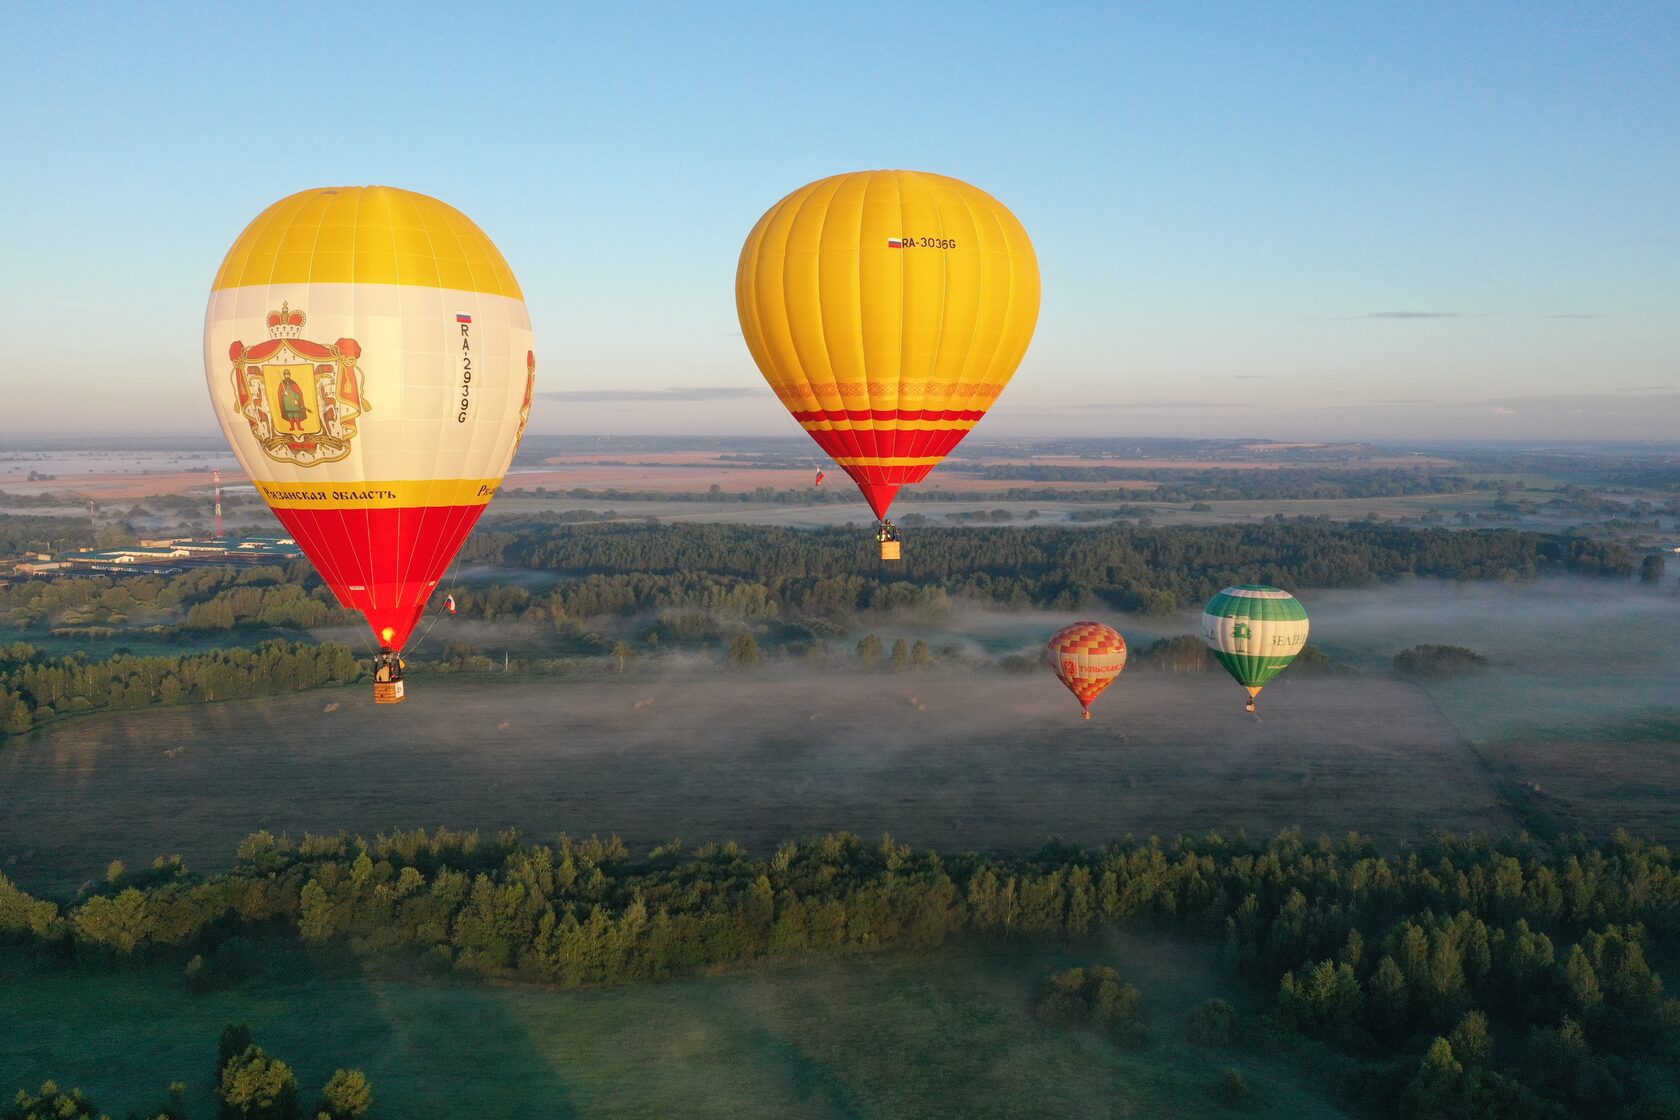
[204,186,536,660]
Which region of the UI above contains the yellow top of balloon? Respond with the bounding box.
[211,185,523,299]
[736,169,1040,418]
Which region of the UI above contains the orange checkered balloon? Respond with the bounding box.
[1047,622,1128,719]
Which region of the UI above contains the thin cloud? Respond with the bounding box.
[1359,311,1463,319]
[541,387,763,402]
[1546,313,1601,319]
[1232,374,1267,380]
[1048,400,1246,411]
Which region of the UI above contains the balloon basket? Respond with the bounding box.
[374,680,406,705]
[880,540,901,561]
[1082,710,1091,720]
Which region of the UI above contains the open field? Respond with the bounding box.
[7,444,1673,553]
[0,671,1506,894]
[3,578,1673,893]
[0,934,1349,1119]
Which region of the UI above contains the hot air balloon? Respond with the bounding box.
[444,594,457,617]
[1201,586,1309,712]
[735,170,1040,559]
[1048,622,1128,719]
[204,186,536,704]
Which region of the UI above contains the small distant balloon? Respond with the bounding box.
[1048,622,1128,719]
[1201,585,1309,712]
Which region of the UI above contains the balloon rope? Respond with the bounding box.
[403,549,464,660]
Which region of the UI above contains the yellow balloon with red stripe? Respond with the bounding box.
[203,186,536,655]
[736,170,1040,519]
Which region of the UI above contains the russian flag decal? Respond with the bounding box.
[886,238,904,249]
[456,313,473,324]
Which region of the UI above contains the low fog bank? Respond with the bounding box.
[0,667,1501,893]
[2,576,1670,893]
[1296,576,1675,742]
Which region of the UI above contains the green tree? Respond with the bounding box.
[910,639,932,669]
[729,632,761,669]
[856,634,883,667]
[316,1069,372,1119]
[1188,998,1239,1046]
[218,1024,254,1076]
[1640,554,1666,583]
[1448,1009,1492,1066]
[1404,1037,1465,1120]
[0,871,62,938]
[1215,1067,1252,1108]
[0,1081,102,1119]
[889,639,910,672]
[219,1045,300,1120]
[1564,943,1602,1010]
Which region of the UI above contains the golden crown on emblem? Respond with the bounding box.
[266,302,307,339]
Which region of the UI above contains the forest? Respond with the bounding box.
[3,826,1677,1118]
[0,641,362,736]
[469,519,1640,611]
[5,1022,371,1120]
[0,517,1648,738]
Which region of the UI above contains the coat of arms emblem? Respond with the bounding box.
[514,350,536,447]
[228,303,368,466]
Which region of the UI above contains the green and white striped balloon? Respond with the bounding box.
[1201,585,1309,706]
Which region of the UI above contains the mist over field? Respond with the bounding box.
[3,576,1671,894]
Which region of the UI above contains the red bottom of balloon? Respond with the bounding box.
[270,503,488,650]
[803,423,974,519]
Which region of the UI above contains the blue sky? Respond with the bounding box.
[3,1,1675,442]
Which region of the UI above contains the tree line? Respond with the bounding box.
[0,641,363,736]
[4,523,1640,644]
[938,465,1481,501]
[3,826,1677,1118]
[0,565,331,634]
[475,520,1639,615]
[3,1024,371,1120]
[0,514,95,554]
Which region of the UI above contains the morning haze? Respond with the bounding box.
[3,4,1676,441]
[1,4,1677,1119]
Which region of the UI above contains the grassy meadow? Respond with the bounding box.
[0,935,1349,1119]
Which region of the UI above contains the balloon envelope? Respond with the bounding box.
[736,170,1040,518]
[1048,621,1128,716]
[1201,585,1309,697]
[203,186,536,652]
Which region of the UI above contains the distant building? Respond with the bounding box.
[135,535,302,564]
[37,535,303,577]
[55,546,189,575]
